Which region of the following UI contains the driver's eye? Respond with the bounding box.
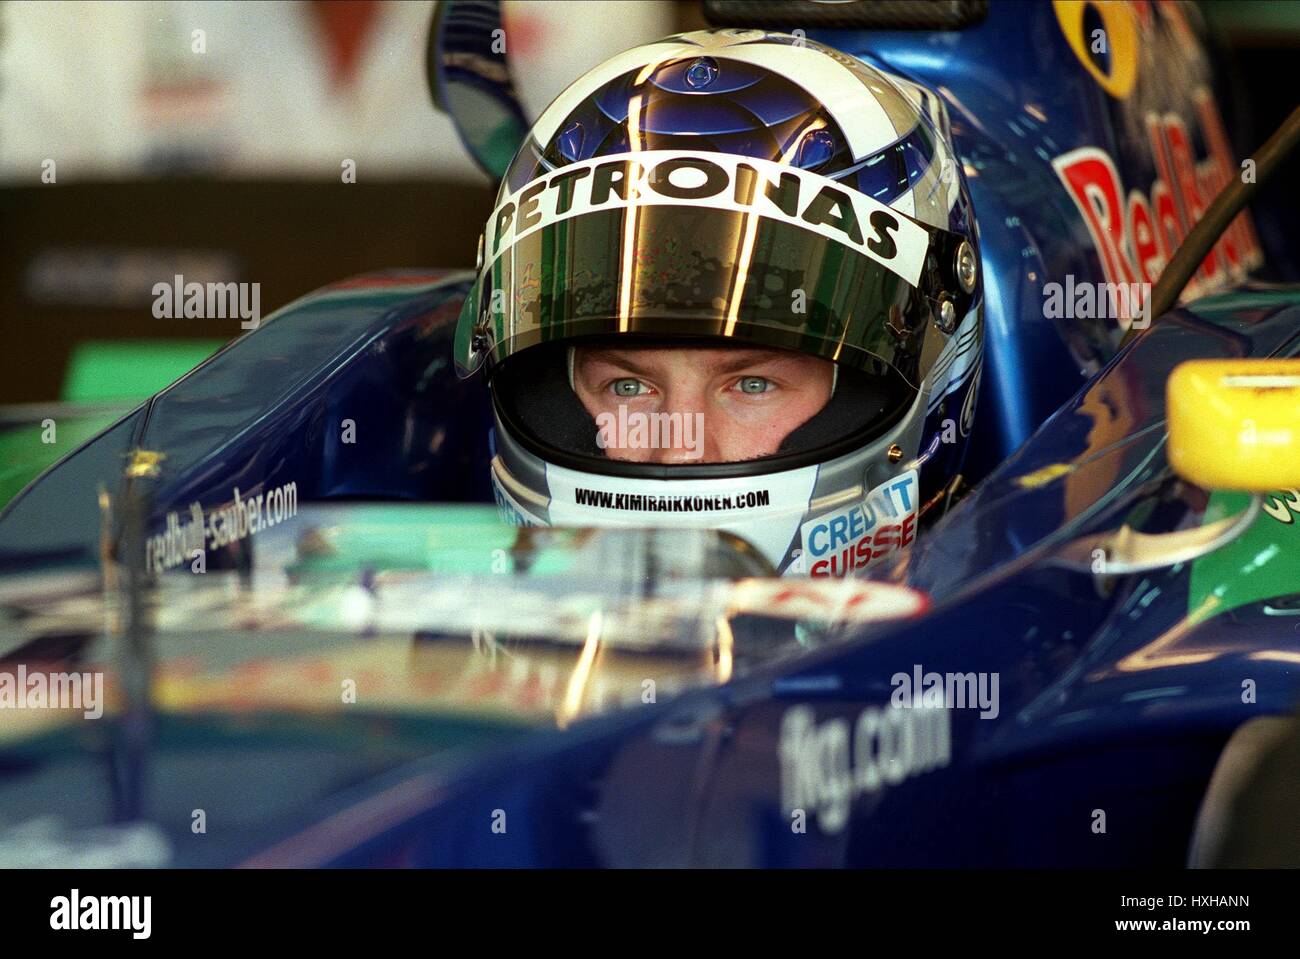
[611,378,648,397]
[737,376,772,394]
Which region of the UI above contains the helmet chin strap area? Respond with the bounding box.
[565,346,838,394]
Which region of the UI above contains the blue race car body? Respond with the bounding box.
[1,271,1295,867]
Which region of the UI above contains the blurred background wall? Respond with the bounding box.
[0,0,699,404]
[0,0,1293,406]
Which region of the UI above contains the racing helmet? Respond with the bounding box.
[456,29,983,577]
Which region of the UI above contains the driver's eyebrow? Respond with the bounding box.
[709,350,805,374]
[577,347,803,379]
[576,350,659,379]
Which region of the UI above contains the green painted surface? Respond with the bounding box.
[1187,489,1300,623]
[0,412,123,509]
[0,340,224,510]
[61,339,224,401]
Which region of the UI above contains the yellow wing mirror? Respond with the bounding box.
[1167,359,1300,491]
[1055,358,1296,577]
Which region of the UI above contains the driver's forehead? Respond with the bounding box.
[573,344,822,375]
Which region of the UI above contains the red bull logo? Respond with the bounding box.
[1052,88,1263,311]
